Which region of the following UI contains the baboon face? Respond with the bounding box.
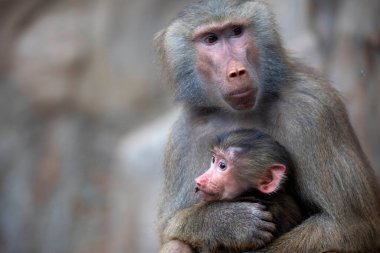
[195,128,291,202]
[193,20,261,111]
[155,0,285,112]
[195,148,250,201]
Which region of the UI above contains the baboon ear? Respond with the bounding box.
[258,164,286,194]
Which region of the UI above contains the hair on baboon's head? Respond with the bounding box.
[212,129,293,187]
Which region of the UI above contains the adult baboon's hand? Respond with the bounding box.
[207,202,275,250]
[164,201,275,251]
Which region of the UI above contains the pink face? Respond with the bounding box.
[195,148,250,201]
[193,20,260,111]
[195,148,287,202]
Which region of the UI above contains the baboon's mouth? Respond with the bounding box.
[224,87,256,111]
[226,87,254,98]
[194,188,219,201]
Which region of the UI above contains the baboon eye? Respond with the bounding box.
[204,34,218,45]
[211,155,216,163]
[219,162,227,171]
[232,26,243,36]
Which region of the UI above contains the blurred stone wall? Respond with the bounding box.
[0,1,378,253]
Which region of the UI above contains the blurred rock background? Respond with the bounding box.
[0,0,378,253]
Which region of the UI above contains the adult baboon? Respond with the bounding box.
[155,0,380,252]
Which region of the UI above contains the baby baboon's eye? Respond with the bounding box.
[219,162,227,171]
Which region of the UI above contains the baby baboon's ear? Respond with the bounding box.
[258,164,286,194]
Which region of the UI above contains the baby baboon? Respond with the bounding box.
[193,129,303,252]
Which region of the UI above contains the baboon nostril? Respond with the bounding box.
[238,69,246,76]
[230,72,238,78]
